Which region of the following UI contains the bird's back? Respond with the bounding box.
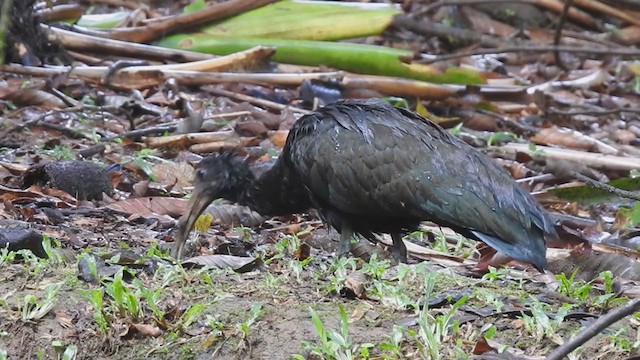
[283,99,555,269]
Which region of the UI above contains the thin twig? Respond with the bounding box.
[416,0,538,16]
[548,107,640,116]
[420,45,640,64]
[108,125,178,141]
[546,298,640,360]
[571,172,640,202]
[205,87,310,114]
[394,15,503,48]
[553,0,573,70]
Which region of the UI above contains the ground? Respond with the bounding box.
[1,215,639,359]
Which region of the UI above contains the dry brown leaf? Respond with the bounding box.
[152,162,195,188]
[342,271,369,299]
[292,243,311,261]
[6,89,66,108]
[205,203,265,227]
[106,197,187,218]
[462,7,516,37]
[531,126,595,151]
[472,336,496,355]
[0,184,77,207]
[270,130,289,148]
[129,323,163,338]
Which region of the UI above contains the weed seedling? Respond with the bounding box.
[379,325,406,358]
[20,283,61,322]
[520,298,572,343]
[361,254,390,281]
[300,304,361,360]
[103,268,141,320]
[481,266,508,282]
[555,270,591,302]
[80,288,109,334]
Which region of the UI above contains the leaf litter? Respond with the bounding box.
[1,0,640,358]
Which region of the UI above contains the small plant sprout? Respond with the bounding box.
[42,144,76,161]
[300,304,371,360]
[179,302,209,329]
[20,283,62,322]
[240,303,264,340]
[80,288,109,334]
[415,294,468,360]
[481,266,509,282]
[134,278,165,326]
[326,257,358,294]
[520,298,572,343]
[361,254,390,280]
[555,270,591,302]
[379,325,406,358]
[42,235,63,264]
[103,268,141,320]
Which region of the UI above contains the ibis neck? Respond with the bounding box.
[236,157,310,216]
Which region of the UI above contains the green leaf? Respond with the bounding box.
[200,0,400,41]
[156,36,485,85]
[184,0,206,13]
[617,201,640,228]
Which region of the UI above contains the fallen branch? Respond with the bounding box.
[499,143,640,171]
[47,26,212,63]
[548,107,640,116]
[105,0,277,43]
[0,63,340,90]
[420,45,640,64]
[571,172,640,201]
[546,298,640,360]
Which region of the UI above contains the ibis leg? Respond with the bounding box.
[339,222,356,257]
[171,240,185,260]
[391,232,408,263]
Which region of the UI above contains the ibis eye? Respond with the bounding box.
[196,168,206,180]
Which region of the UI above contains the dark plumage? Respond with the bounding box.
[173,99,557,270]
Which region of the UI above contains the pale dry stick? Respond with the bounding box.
[548,107,640,116]
[515,173,555,183]
[546,298,640,360]
[570,0,640,27]
[420,45,640,64]
[536,0,600,28]
[205,87,310,115]
[0,62,342,90]
[571,171,640,201]
[500,143,640,171]
[108,125,178,141]
[47,26,212,63]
